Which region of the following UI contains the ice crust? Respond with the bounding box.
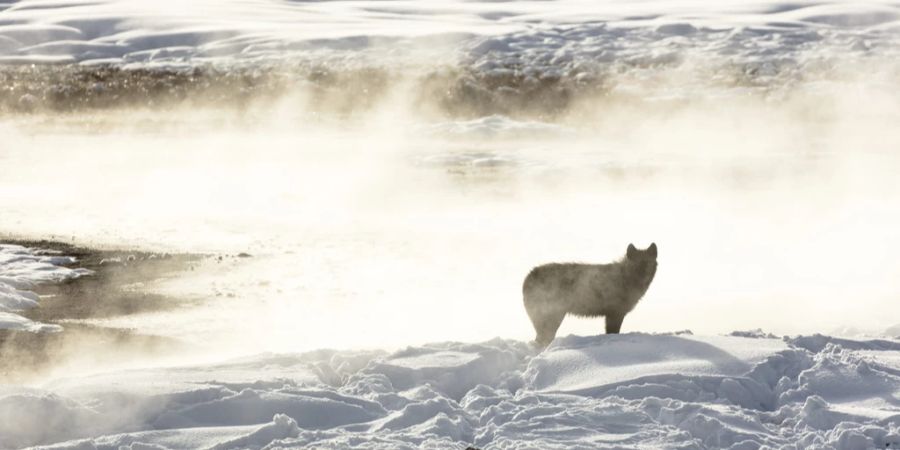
[2,333,900,449]
[0,244,91,332]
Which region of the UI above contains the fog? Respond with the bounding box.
[2,66,900,360]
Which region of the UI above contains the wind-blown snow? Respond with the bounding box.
[3,332,900,449]
[0,244,91,332]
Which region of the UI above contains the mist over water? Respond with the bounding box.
[2,59,900,360]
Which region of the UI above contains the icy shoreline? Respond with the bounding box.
[3,332,900,449]
[0,244,91,333]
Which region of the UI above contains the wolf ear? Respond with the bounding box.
[627,243,638,259]
[648,242,658,258]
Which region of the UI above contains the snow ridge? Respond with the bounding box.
[5,333,900,449]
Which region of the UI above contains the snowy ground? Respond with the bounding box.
[4,329,900,449]
[2,249,900,449]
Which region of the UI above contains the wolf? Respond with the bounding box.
[523,243,658,347]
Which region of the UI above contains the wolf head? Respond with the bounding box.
[626,243,658,284]
[626,242,657,261]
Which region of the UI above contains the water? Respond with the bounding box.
[2,63,900,357]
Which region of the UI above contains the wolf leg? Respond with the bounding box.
[533,311,565,348]
[605,313,625,334]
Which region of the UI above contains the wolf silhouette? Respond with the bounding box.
[523,243,658,347]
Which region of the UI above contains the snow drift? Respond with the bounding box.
[3,332,900,449]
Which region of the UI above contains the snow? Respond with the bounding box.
[525,333,789,394]
[0,0,897,69]
[0,311,61,333]
[0,244,91,333]
[0,332,898,449]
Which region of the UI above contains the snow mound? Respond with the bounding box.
[4,333,900,449]
[0,244,92,332]
[525,334,787,396]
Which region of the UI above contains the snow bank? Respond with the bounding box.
[0,0,897,69]
[6,332,900,449]
[0,244,91,332]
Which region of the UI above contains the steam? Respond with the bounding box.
[2,57,899,364]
